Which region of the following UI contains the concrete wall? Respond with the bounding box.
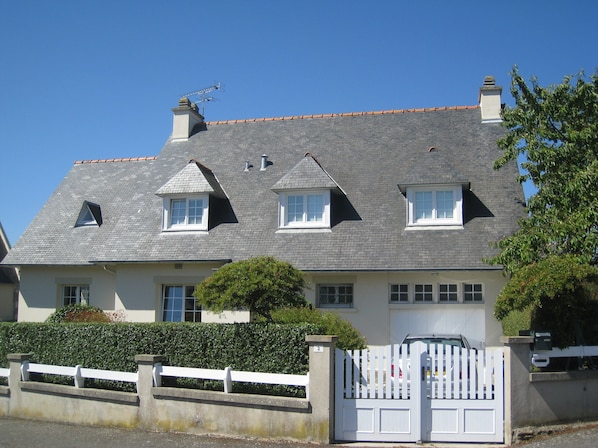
[503,337,598,444]
[0,336,337,444]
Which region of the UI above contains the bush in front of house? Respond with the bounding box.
[269,306,367,351]
[45,304,111,323]
[0,321,324,395]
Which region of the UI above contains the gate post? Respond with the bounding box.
[306,335,337,444]
[502,336,533,446]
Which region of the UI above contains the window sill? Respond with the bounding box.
[317,306,356,313]
[405,225,464,231]
[161,229,208,235]
[276,228,332,234]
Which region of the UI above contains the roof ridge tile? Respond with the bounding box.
[74,156,157,165]
[206,105,479,125]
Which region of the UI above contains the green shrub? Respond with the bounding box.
[46,304,110,323]
[501,306,532,337]
[0,322,323,395]
[269,306,367,350]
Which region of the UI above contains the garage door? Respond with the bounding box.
[390,306,485,349]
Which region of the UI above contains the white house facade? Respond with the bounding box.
[2,77,524,348]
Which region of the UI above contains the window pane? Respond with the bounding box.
[464,283,483,302]
[415,284,433,302]
[306,195,323,222]
[184,286,201,322]
[436,191,454,219]
[390,284,409,302]
[163,286,183,322]
[170,199,187,225]
[63,286,77,306]
[415,191,433,220]
[287,195,304,223]
[439,284,458,302]
[188,199,203,225]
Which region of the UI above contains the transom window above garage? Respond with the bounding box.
[389,283,483,304]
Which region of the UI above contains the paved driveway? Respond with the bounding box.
[1,417,598,448]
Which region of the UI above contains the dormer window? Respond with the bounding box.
[406,185,463,227]
[163,195,209,231]
[279,190,330,228]
[155,159,228,233]
[272,153,344,231]
[75,201,102,227]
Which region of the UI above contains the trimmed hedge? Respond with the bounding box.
[0,322,324,394]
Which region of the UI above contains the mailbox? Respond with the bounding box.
[534,331,552,351]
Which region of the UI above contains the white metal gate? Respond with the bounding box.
[335,343,504,443]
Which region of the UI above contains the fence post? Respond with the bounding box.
[135,354,163,429]
[501,336,533,446]
[305,335,337,444]
[6,353,33,416]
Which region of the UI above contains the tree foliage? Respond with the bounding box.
[490,67,598,274]
[494,255,598,347]
[194,256,308,321]
[269,306,367,350]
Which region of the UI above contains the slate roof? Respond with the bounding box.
[2,106,525,271]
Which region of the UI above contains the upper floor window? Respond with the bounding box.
[389,284,409,303]
[279,190,330,229]
[406,186,463,227]
[162,195,209,231]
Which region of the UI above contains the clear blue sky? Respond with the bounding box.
[0,0,596,245]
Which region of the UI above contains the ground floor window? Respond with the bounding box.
[62,285,90,306]
[162,285,201,322]
[317,284,353,308]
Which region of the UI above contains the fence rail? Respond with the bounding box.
[16,360,309,399]
[155,364,309,398]
[532,345,598,368]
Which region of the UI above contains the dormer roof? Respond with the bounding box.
[271,153,344,193]
[156,159,227,199]
[398,147,471,193]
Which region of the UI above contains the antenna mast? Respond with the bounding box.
[182,82,222,115]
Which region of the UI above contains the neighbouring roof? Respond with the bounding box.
[0,222,18,284]
[2,105,525,271]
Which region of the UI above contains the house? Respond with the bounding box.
[0,222,18,321]
[1,77,525,348]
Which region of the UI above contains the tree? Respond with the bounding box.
[490,68,598,343]
[494,255,598,347]
[193,256,308,321]
[490,67,598,273]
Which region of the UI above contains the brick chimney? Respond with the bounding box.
[171,97,204,140]
[478,76,502,123]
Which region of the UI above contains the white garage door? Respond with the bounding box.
[390,306,486,349]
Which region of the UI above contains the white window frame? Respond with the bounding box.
[439,283,459,302]
[62,284,90,306]
[406,185,463,227]
[389,283,409,303]
[414,283,434,302]
[278,190,331,229]
[317,283,353,308]
[161,285,202,322]
[162,195,209,231]
[464,283,484,303]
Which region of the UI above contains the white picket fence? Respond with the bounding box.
[12,361,309,398]
[339,344,498,400]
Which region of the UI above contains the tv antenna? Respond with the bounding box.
[182,82,222,115]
